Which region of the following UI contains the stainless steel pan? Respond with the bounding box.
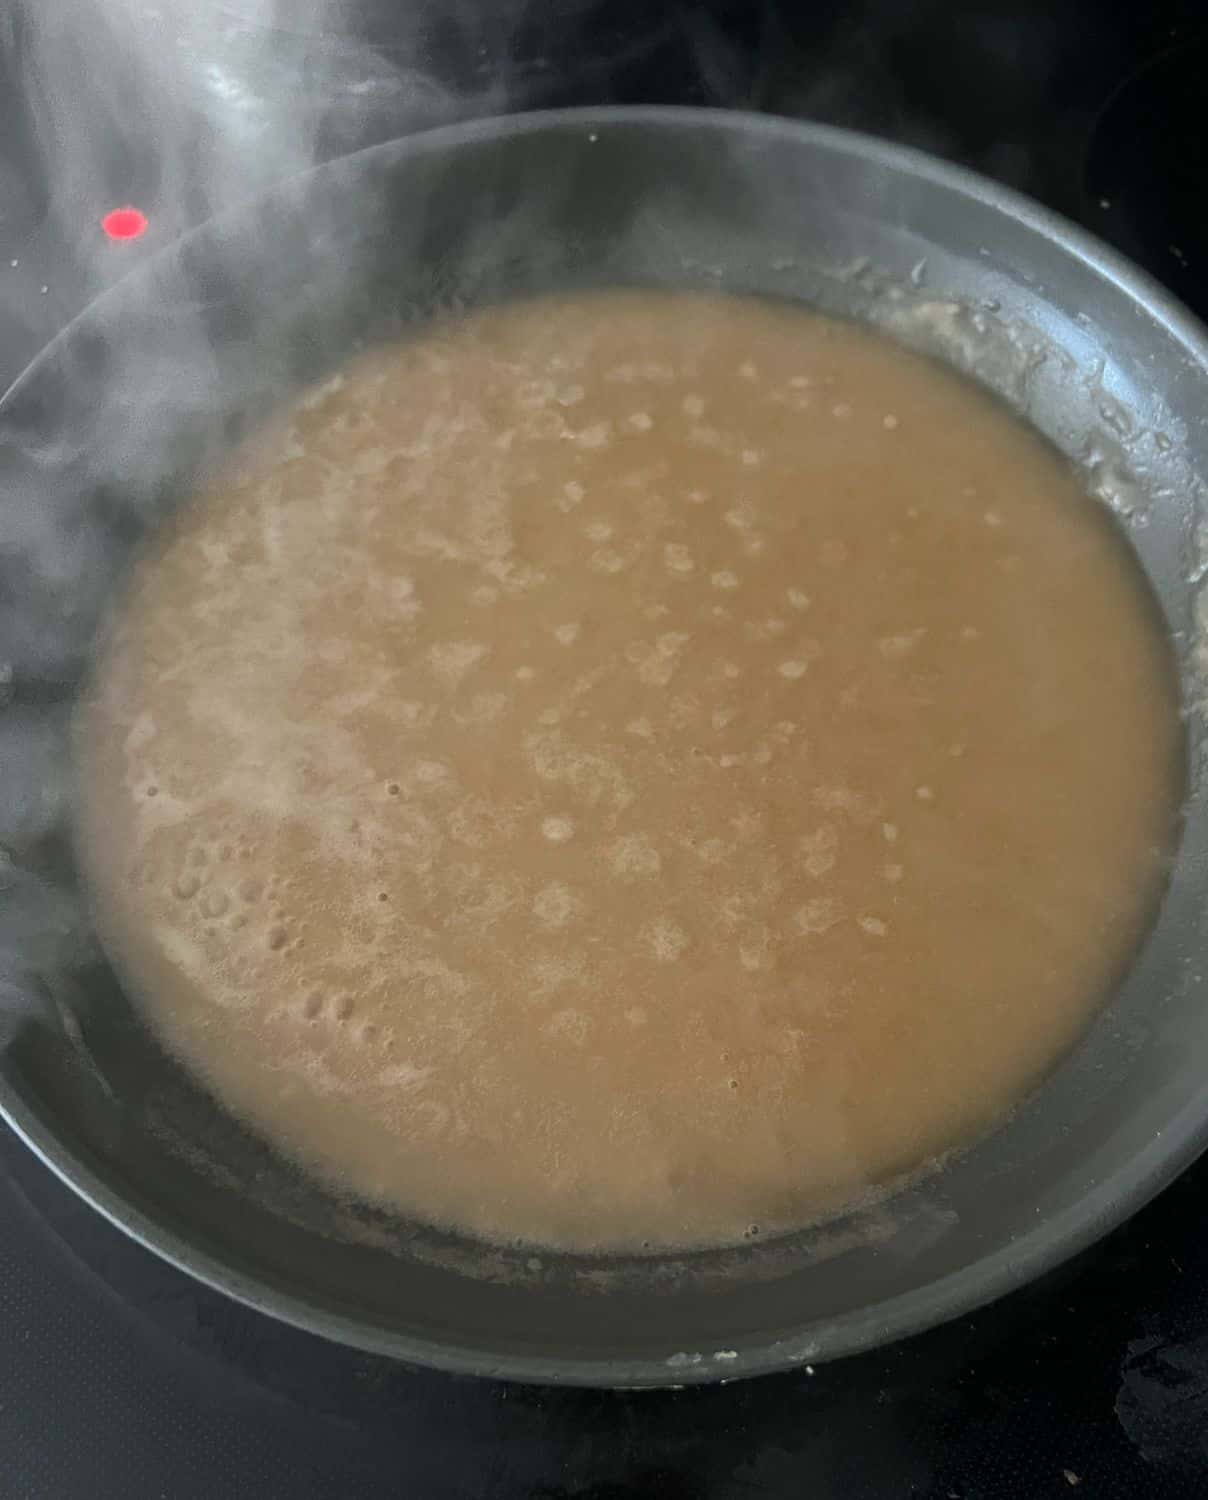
[2,106,1207,1387]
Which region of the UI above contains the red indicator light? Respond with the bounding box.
[101,207,148,241]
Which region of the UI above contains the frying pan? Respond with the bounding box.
[2,107,1208,1388]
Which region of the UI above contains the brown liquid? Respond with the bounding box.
[76,291,1182,1251]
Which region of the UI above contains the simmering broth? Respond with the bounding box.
[76,291,1182,1250]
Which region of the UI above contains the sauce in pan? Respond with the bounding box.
[76,291,1182,1250]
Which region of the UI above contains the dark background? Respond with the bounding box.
[3,2,1208,1495]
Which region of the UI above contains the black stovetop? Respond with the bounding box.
[4,4,1208,1496]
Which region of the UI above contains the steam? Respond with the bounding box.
[0,1,759,1062]
[1,0,480,689]
[0,0,477,1048]
[14,0,466,251]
